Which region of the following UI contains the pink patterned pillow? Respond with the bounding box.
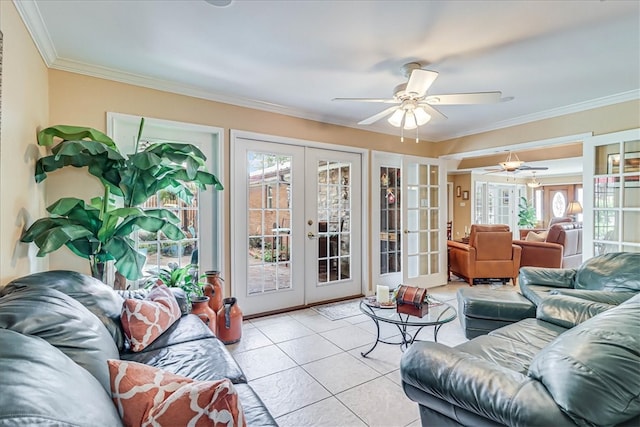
[108,360,246,427]
[121,284,181,352]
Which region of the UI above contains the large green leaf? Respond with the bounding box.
[32,224,94,256]
[38,125,118,148]
[104,237,147,280]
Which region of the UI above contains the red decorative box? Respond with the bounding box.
[396,285,429,318]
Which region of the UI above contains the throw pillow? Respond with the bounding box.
[525,231,547,242]
[108,359,245,427]
[121,284,181,352]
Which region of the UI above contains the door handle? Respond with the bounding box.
[404,230,418,234]
[307,232,316,239]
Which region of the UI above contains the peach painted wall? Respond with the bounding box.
[0,1,49,285]
[46,69,435,288]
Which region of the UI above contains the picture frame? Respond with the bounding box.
[462,190,469,200]
[456,186,461,197]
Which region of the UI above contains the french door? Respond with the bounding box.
[232,134,363,315]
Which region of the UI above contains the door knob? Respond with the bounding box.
[307,232,316,239]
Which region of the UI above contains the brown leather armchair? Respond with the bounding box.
[447,224,522,286]
[515,222,583,269]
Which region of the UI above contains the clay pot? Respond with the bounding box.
[204,270,224,313]
[190,296,217,334]
[216,297,243,344]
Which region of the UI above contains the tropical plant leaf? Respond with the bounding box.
[104,237,147,280]
[32,224,94,256]
[37,125,118,148]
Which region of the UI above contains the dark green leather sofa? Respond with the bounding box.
[0,271,277,426]
[401,253,640,426]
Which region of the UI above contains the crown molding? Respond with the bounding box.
[13,0,56,66]
[441,90,640,142]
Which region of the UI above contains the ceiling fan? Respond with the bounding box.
[485,152,550,173]
[333,62,508,134]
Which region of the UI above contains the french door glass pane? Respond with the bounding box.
[317,161,351,283]
[246,152,292,295]
[379,166,402,275]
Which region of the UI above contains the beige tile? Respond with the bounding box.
[320,324,375,351]
[303,352,380,394]
[336,376,420,427]
[349,340,404,375]
[277,334,342,365]
[232,344,296,380]
[384,369,402,386]
[249,367,331,418]
[276,397,367,427]
[255,318,316,343]
[293,313,352,333]
[226,326,272,354]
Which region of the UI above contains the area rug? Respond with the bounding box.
[312,299,361,320]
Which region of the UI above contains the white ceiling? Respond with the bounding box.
[17,0,640,144]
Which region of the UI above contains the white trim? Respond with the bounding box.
[12,0,57,66]
[439,132,594,160]
[441,91,640,142]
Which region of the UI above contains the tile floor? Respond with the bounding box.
[227,281,518,427]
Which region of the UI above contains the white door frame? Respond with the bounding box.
[106,112,225,279]
[230,130,368,314]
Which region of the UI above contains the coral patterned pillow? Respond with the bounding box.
[121,284,181,352]
[108,360,245,427]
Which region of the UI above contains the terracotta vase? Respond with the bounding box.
[204,270,224,313]
[190,296,217,334]
[216,297,243,344]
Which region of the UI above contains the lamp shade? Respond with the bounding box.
[403,111,417,130]
[387,109,405,127]
[565,201,583,216]
[413,107,432,126]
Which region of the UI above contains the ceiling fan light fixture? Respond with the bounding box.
[499,152,524,171]
[388,109,405,127]
[414,107,431,126]
[403,111,417,130]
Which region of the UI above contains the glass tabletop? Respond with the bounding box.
[359,297,457,327]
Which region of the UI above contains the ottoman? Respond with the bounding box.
[457,288,536,339]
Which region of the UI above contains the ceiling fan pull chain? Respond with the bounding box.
[400,125,404,143]
[416,126,419,143]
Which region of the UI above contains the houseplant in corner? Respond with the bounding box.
[20,120,223,284]
[518,196,538,228]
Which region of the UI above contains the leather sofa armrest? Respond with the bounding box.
[447,240,471,251]
[400,342,574,426]
[536,295,614,329]
[519,266,576,289]
[549,289,638,305]
[514,240,564,269]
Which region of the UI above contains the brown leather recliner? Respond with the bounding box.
[515,222,583,269]
[447,224,522,286]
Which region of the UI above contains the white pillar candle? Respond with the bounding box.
[376,285,390,304]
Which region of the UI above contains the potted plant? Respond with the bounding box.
[518,196,538,228]
[20,120,223,282]
[146,262,205,304]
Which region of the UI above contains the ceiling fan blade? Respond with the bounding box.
[425,92,503,105]
[332,97,399,104]
[405,69,438,98]
[417,103,448,120]
[518,165,549,171]
[357,106,400,125]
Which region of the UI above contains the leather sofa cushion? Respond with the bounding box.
[529,294,640,426]
[574,252,640,292]
[2,270,126,350]
[0,286,119,392]
[120,315,246,383]
[475,232,512,260]
[535,294,614,329]
[0,328,123,427]
[457,288,535,321]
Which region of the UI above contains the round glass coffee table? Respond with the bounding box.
[359,297,457,357]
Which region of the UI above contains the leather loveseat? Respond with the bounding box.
[0,271,277,426]
[515,222,583,269]
[401,292,640,426]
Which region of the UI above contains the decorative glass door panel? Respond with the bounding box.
[316,161,352,283]
[380,166,401,275]
[305,148,362,304]
[402,157,446,286]
[588,130,640,256]
[246,152,292,294]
